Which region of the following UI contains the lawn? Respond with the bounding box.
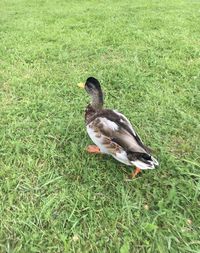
[0,0,200,252]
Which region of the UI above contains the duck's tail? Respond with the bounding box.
[128,151,159,170]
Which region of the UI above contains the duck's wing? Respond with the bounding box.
[112,110,152,153]
[89,109,158,169]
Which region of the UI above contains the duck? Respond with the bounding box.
[78,77,159,178]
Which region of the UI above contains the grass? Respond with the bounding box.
[0,0,200,252]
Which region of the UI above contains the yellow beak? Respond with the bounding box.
[77,82,85,89]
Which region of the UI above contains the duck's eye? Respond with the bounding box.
[87,83,94,89]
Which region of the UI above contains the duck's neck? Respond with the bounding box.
[91,91,103,111]
[85,91,104,124]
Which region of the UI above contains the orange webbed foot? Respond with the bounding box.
[86,145,101,154]
[129,167,142,179]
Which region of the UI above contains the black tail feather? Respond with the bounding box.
[127,151,152,165]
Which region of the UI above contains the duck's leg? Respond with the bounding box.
[129,167,141,178]
[86,145,101,154]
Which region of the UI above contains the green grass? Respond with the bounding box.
[0,0,200,252]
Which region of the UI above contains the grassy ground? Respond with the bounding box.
[0,0,200,252]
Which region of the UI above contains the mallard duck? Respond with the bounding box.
[78,77,158,178]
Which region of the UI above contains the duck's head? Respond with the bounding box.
[78,77,104,110]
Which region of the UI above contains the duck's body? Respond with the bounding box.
[79,77,158,177]
[85,105,158,170]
